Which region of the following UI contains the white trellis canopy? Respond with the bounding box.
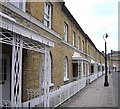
[72,52,90,62]
[0,12,54,47]
[0,30,45,53]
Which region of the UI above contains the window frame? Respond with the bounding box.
[9,0,26,12]
[64,22,68,42]
[72,31,75,47]
[82,40,85,52]
[44,1,52,28]
[64,56,69,81]
[49,52,54,87]
[78,36,81,50]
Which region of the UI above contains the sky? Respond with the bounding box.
[64,0,119,53]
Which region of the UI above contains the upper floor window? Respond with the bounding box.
[82,40,85,52]
[72,31,75,47]
[78,36,81,50]
[9,0,26,12]
[88,45,90,54]
[44,2,51,28]
[64,23,68,42]
[64,56,68,81]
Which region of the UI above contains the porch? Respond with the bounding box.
[0,12,54,107]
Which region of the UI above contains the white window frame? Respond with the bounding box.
[64,57,69,81]
[9,0,26,12]
[72,31,75,46]
[64,23,68,42]
[44,1,51,28]
[78,36,80,50]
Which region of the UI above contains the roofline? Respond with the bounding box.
[85,34,104,57]
[62,4,86,37]
[62,2,104,57]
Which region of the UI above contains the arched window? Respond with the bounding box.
[64,56,68,81]
[48,51,54,86]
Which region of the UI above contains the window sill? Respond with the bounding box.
[49,83,54,87]
[64,78,69,81]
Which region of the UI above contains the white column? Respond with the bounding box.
[78,60,79,78]
[96,64,98,77]
[11,35,23,107]
[81,61,83,78]
[43,46,50,107]
[87,63,89,76]
[85,63,86,77]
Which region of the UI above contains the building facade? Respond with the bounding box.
[0,0,105,108]
[108,50,120,72]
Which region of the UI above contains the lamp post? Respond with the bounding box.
[103,33,109,87]
[109,54,111,74]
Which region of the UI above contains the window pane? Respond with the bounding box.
[48,4,50,15]
[82,40,84,52]
[72,32,75,46]
[64,23,68,42]
[64,57,68,80]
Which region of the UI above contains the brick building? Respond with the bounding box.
[0,0,105,108]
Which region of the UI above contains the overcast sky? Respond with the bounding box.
[64,0,119,53]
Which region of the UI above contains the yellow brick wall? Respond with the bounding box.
[26,2,44,22]
[22,49,42,102]
[50,41,74,88]
[51,2,63,35]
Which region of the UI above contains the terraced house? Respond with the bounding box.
[0,0,105,108]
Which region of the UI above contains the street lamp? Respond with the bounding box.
[103,33,109,87]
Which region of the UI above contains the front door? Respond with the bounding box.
[0,54,10,101]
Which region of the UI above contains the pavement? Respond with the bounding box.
[59,72,119,108]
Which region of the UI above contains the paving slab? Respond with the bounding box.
[60,73,118,108]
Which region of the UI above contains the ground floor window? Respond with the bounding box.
[73,63,78,78]
[91,65,94,73]
[72,61,82,80]
[98,66,101,72]
[83,63,86,77]
[64,56,68,81]
[102,66,104,71]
